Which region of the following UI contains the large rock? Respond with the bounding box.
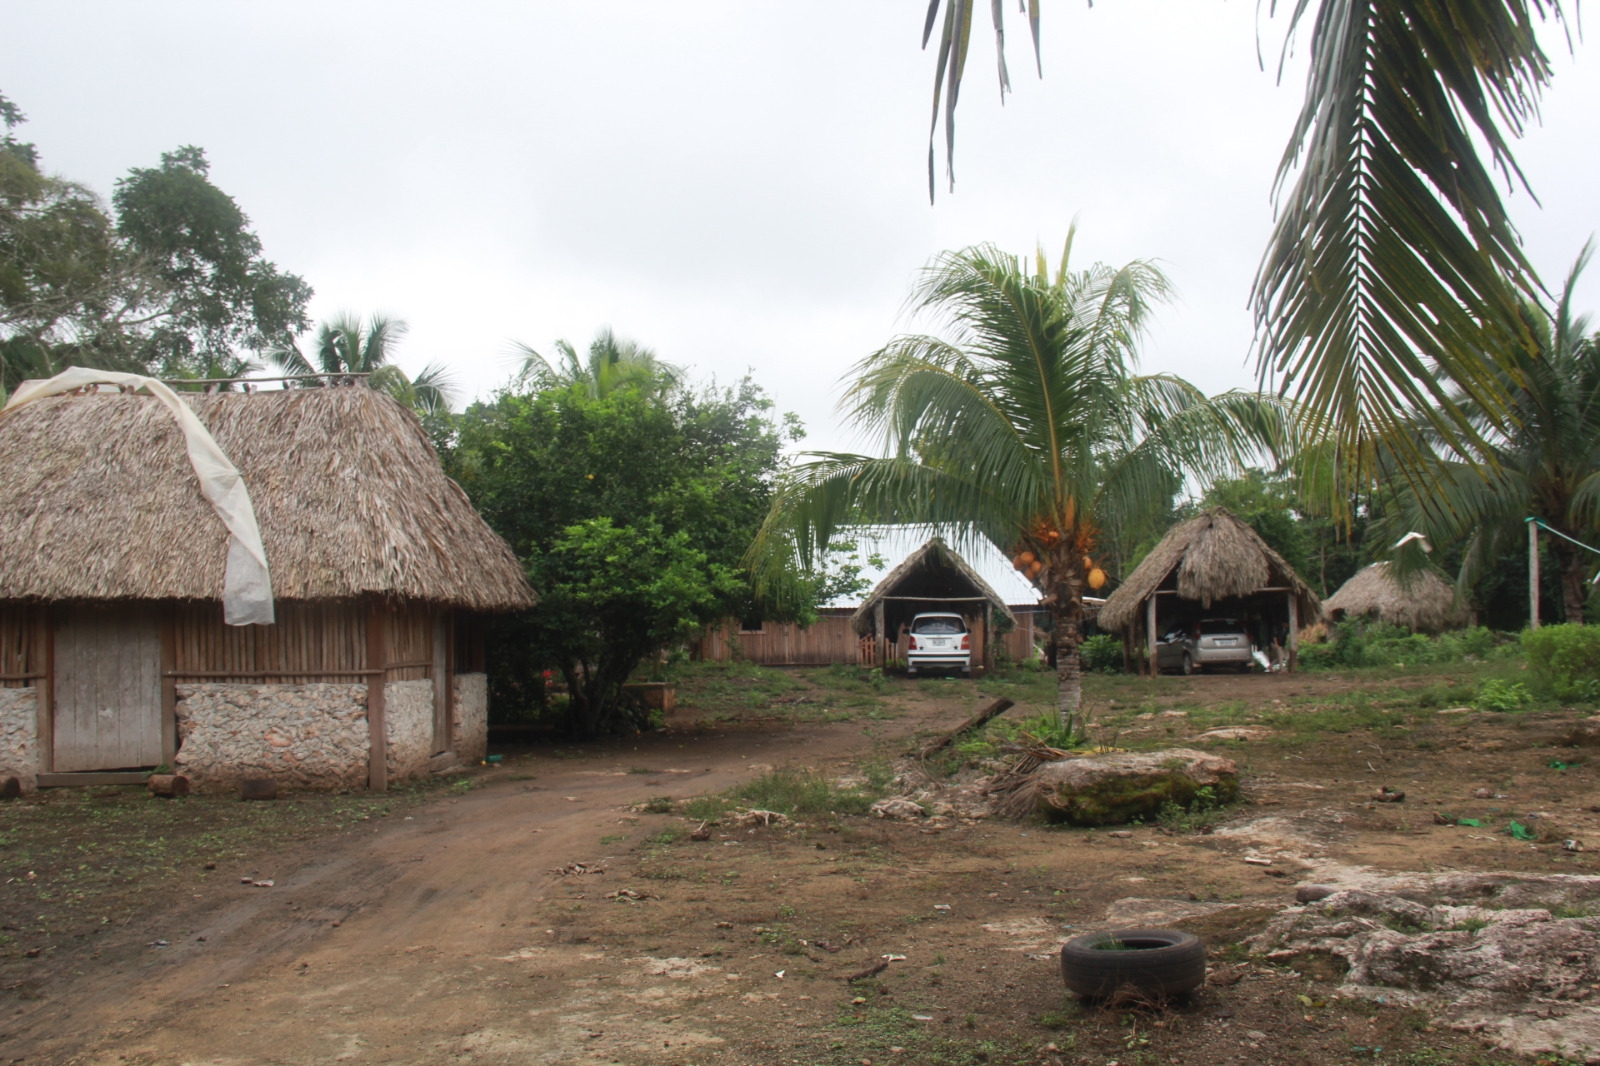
[1032,748,1239,826]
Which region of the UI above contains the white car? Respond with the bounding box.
[906,612,972,676]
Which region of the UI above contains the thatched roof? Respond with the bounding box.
[1098,508,1320,632]
[0,385,537,610]
[851,538,1017,635]
[1323,562,1468,633]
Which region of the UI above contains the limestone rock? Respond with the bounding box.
[1031,748,1238,826]
[870,798,928,821]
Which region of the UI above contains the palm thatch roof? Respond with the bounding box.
[1098,508,1319,632]
[0,384,536,610]
[1323,562,1468,633]
[851,538,1017,635]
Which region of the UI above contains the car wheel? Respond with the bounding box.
[1181,654,1194,676]
[1059,928,1206,1000]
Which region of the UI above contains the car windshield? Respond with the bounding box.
[911,616,965,635]
[1200,619,1243,635]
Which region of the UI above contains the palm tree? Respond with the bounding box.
[751,237,1295,730]
[1386,244,1600,624]
[274,312,458,413]
[509,327,682,400]
[918,2,1570,487]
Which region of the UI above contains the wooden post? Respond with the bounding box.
[159,612,177,767]
[1145,594,1158,677]
[874,600,886,673]
[1528,518,1541,630]
[366,605,388,792]
[37,613,53,775]
[444,610,456,752]
[1286,592,1299,673]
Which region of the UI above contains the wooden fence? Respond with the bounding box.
[694,606,1045,667]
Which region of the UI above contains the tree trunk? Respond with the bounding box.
[1555,541,1589,625]
[1052,597,1084,737]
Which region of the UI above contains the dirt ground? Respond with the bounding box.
[2,663,1597,1066]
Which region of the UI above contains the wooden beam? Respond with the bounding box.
[915,698,1015,758]
[160,612,177,767]
[1529,518,1541,629]
[1286,592,1300,673]
[38,613,53,774]
[444,609,456,752]
[367,606,388,792]
[1145,594,1158,678]
[874,600,886,673]
[38,771,149,788]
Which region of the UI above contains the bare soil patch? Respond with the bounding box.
[1,662,1596,1065]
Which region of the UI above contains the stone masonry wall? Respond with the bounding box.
[452,673,488,764]
[0,687,38,794]
[174,683,369,789]
[384,679,434,782]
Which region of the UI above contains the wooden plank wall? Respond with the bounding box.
[170,601,440,682]
[696,606,1046,668]
[0,606,45,688]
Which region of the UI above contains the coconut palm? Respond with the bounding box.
[751,237,1296,730]
[918,1,1570,484]
[1384,244,1600,624]
[274,312,458,413]
[509,327,682,400]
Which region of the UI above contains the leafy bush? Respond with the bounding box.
[1473,678,1533,713]
[1296,643,1338,669]
[1522,624,1600,699]
[1306,621,1503,670]
[1078,633,1123,674]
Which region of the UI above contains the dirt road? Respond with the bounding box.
[2,710,927,1066]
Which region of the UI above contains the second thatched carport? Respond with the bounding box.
[851,538,1017,671]
[1323,562,1469,633]
[1097,509,1321,673]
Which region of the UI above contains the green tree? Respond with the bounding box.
[918,3,1570,488]
[1,95,312,388]
[753,238,1294,728]
[448,370,808,735]
[273,312,457,413]
[509,327,683,401]
[1386,245,1600,624]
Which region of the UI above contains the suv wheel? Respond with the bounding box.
[1181,654,1195,676]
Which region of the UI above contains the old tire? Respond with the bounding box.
[1060,928,1206,1000]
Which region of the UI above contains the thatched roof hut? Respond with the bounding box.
[848,538,1016,670]
[1098,509,1320,672]
[0,385,535,609]
[851,538,1016,635]
[0,383,534,793]
[1323,562,1468,633]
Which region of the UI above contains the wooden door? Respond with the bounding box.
[53,606,163,771]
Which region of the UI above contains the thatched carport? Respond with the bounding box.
[1323,562,1469,633]
[1098,509,1320,673]
[0,381,535,793]
[851,538,1016,670]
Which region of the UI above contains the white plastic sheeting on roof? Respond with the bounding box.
[3,367,275,626]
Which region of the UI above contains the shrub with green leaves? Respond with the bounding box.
[1078,633,1123,674]
[1522,624,1600,700]
[1473,678,1533,713]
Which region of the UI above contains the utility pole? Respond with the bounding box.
[1528,518,1540,630]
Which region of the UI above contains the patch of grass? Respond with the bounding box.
[640,795,674,814]
[599,833,626,845]
[734,767,882,817]
[626,766,658,775]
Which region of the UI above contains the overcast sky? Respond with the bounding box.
[5,3,1596,453]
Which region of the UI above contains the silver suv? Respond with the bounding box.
[1155,618,1253,674]
[906,612,971,676]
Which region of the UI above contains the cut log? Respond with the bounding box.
[147,774,190,798]
[915,698,1015,759]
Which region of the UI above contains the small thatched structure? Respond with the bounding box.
[0,383,535,793]
[1098,509,1320,673]
[1323,562,1468,633]
[850,538,1016,669]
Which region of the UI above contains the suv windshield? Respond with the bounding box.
[911,616,965,635]
[1199,619,1243,635]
